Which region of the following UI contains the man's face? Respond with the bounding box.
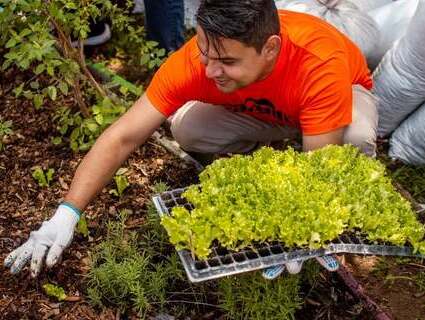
[196,26,278,93]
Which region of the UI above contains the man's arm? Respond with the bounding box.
[302,127,345,152]
[65,94,166,210]
[4,94,166,277]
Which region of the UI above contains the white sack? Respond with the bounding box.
[184,0,200,29]
[389,101,425,165]
[275,0,296,9]
[367,0,419,70]
[373,0,425,137]
[352,0,394,11]
[279,0,380,61]
[132,0,144,13]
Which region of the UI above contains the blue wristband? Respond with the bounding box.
[60,201,82,219]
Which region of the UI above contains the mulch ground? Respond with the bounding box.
[0,69,196,319]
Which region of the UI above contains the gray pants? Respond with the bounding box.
[170,85,378,157]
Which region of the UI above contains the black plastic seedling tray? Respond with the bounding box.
[152,188,425,282]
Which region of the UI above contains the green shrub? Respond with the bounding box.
[86,210,173,317]
[0,0,164,152]
[218,272,302,320]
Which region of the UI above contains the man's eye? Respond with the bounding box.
[222,60,236,66]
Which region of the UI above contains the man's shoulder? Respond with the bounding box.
[170,36,202,67]
[278,10,347,61]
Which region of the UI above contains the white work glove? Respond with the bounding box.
[262,255,340,280]
[4,203,80,277]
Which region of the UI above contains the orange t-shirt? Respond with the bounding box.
[146,10,372,135]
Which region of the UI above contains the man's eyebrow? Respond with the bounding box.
[196,41,238,61]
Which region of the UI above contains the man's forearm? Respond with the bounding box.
[64,131,135,211]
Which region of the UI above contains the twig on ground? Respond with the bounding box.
[151,131,204,172]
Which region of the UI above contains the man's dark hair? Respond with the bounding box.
[196,0,280,54]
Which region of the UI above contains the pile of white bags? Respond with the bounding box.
[367,0,419,70]
[277,0,380,62]
[373,0,425,138]
[352,0,394,11]
[184,0,200,29]
[389,102,425,165]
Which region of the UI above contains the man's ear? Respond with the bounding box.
[262,35,281,61]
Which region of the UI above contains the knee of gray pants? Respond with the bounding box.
[169,101,210,152]
[344,85,378,157]
[169,101,262,154]
[344,129,377,157]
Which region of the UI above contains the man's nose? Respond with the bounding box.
[205,60,223,79]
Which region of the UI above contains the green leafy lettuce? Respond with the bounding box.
[161,145,425,259]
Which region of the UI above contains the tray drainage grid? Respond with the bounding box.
[152,188,425,283]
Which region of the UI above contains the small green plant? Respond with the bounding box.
[151,181,168,194]
[43,283,67,301]
[76,214,89,237]
[0,118,13,151]
[394,257,415,265]
[86,210,182,317]
[414,271,425,292]
[371,258,392,277]
[385,272,425,292]
[391,165,425,203]
[31,166,54,187]
[109,167,130,197]
[218,272,302,320]
[301,259,322,288]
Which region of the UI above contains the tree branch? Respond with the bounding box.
[45,8,110,113]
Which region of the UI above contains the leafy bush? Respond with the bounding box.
[0,0,164,151]
[218,272,302,320]
[161,145,425,259]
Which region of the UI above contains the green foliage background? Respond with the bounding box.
[0,0,164,151]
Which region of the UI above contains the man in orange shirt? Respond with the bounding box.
[5,0,377,280]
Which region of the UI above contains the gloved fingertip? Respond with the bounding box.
[10,249,33,274]
[45,254,59,267]
[285,260,304,274]
[30,268,39,278]
[4,255,14,268]
[4,248,20,268]
[10,264,23,275]
[30,261,41,278]
[46,244,64,267]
